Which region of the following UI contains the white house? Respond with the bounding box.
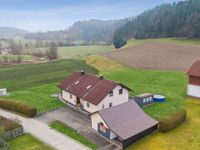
[187,59,200,98]
[58,71,132,113]
[91,101,158,148]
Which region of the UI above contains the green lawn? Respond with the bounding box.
[0,55,33,63]
[124,38,200,48]
[58,45,114,59]
[50,121,97,150]
[0,59,98,113]
[7,134,53,150]
[127,98,200,150]
[86,55,187,120]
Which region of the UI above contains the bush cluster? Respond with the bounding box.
[0,99,37,117]
[0,116,21,132]
[159,109,187,132]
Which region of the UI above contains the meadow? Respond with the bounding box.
[86,55,187,119]
[57,45,114,59]
[0,59,98,113]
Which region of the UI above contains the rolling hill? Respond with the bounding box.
[0,27,30,38]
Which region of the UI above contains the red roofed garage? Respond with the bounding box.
[187,59,200,98]
[91,101,158,148]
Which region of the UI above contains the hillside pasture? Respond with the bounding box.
[103,41,200,71]
[86,55,187,120]
[0,59,98,113]
[58,45,114,59]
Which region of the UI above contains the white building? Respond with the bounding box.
[0,89,7,96]
[187,60,200,98]
[58,71,132,113]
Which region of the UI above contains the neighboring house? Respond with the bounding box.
[0,49,12,56]
[134,93,154,107]
[91,101,158,148]
[187,60,200,98]
[58,71,132,113]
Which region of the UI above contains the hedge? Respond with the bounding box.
[0,116,21,132]
[159,109,187,132]
[0,99,37,117]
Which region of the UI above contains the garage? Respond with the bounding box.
[91,101,158,148]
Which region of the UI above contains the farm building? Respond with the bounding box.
[0,89,7,96]
[58,71,132,113]
[91,101,158,148]
[134,93,154,107]
[187,60,200,98]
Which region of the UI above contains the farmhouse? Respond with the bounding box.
[91,101,158,148]
[187,60,200,98]
[58,71,132,113]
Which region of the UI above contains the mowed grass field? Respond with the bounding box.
[86,55,200,150]
[0,59,98,113]
[7,134,53,150]
[86,55,187,119]
[58,45,114,59]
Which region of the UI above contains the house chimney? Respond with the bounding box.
[80,70,85,75]
[100,75,104,80]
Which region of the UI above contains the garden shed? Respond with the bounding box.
[134,93,154,107]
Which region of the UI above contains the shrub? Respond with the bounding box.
[0,99,37,117]
[0,116,21,132]
[159,109,187,132]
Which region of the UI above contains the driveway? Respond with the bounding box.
[36,105,121,150]
[0,109,90,150]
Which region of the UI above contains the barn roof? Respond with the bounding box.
[58,71,132,105]
[187,59,200,77]
[98,101,158,140]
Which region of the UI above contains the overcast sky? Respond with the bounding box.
[0,0,183,32]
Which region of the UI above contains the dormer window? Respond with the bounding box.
[109,91,113,97]
[86,85,91,89]
[119,88,123,95]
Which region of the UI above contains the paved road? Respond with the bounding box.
[36,105,121,150]
[0,109,90,150]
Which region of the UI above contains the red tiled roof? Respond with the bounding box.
[58,71,132,105]
[99,101,158,140]
[187,59,200,77]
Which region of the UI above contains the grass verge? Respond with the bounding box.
[7,134,53,150]
[50,121,97,150]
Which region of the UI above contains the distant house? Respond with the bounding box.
[58,71,132,113]
[0,49,12,56]
[91,101,158,148]
[187,60,200,98]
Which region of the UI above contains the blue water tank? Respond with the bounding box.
[153,95,165,102]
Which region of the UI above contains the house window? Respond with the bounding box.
[70,94,72,99]
[102,104,105,109]
[143,99,146,103]
[119,88,123,95]
[109,91,113,97]
[87,102,90,108]
[109,102,112,107]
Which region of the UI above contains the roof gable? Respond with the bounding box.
[99,101,158,140]
[58,71,132,105]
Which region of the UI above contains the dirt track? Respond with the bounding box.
[103,42,200,71]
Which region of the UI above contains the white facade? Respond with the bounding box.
[91,113,117,140]
[0,89,7,96]
[61,85,129,113]
[187,84,200,98]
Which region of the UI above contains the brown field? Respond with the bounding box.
[103,42,200,71]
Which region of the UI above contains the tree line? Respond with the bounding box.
[113,0,200,48]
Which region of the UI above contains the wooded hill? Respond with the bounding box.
[113,0,200,48]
